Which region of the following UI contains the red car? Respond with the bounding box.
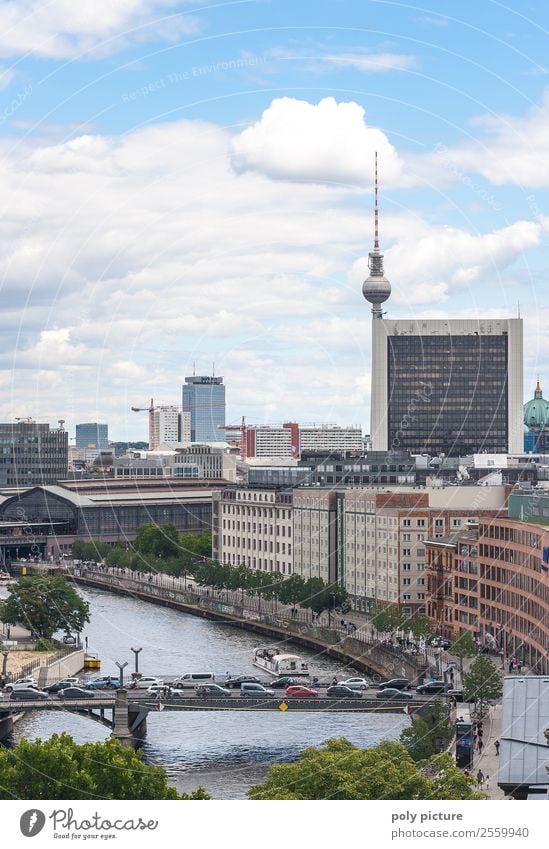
[285,685,319,698]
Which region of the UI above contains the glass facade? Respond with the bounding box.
[182,376,226,442]
[387,335,509,456]
[75,423,109,449]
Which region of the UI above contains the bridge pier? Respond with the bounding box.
[111,689,148,747]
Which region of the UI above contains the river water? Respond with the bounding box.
[7,586,409,799]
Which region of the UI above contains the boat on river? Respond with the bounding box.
[253,646,309,677]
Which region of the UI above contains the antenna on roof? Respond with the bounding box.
[517,302,521,318]
[212,361,215,377]
[193,360,196,377]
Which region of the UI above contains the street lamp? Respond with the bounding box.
[115,660,128,689]
[130,647,142,680]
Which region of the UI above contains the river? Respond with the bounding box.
[7,586,409,799]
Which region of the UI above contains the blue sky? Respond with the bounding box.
[0,0,548,440]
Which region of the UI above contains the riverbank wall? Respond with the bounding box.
[74,570,427,683]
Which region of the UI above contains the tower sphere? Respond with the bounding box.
[362,272,391,305]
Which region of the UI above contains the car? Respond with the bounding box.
[270,676,299,689]
[146,684,186,696]
[376,688,409,701]
[416,681,449,695]
[195,684,232,698]
[285,685,319,698]
[239,682,275,697]
[85,678,120,690]
[4,681,39,693]
[338,677,370,690]
[10,687,48,700]
[44,681,79,694]
[326,685,363,699]
[14,676,38,687]
[377,678,411,691]
[58,686,96,699]
[130,676,163,690]
[224,675,263,689]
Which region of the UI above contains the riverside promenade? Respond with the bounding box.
[73,565,430,684]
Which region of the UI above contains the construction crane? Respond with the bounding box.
[219,416,248,460]
[131,398,155,449]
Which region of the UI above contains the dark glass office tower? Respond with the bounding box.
[182,376,226,442]
[370,318,523,456]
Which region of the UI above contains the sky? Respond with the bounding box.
[0,0,548,442]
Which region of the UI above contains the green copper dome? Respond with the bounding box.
[524,380,549,428]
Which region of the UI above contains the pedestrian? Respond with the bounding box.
[494,740,500,756]
[332,676,337,685]
[476,769,484,787]
[478,738,484,754]
[509,659,514,674]
[518,661,523,673]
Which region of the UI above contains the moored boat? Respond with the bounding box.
[253,647,309,677]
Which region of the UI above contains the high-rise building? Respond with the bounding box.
[0,421,68,486]
[363,155,523,456]
[75,422,108,450]
[152,408,191,446]
[182,376,225,442]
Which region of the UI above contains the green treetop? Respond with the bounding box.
[0,734,209,800]
[463,656,502,715]
[0,576,90,640]
[248,738,484,800]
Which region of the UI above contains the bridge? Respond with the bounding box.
[0,688,430,746]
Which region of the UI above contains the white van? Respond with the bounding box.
[172,672,216,688]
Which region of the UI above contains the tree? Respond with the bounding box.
[0,733,209,800]
[370,604,403,634]
[463,656,502,716]
[402,614,433,642]
[277,574,306,608]
[248,738,484,800]
[0,576,90,639]
[450,630,478,677]
[134,523,181,560]
[401,701,454,761]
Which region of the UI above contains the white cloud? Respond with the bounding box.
[426,91,549,187]
[0,0,199,59]
[324,53,418,72]
[231,96,403,186]
[348,219,543,305]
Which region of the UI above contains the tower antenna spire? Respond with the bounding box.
[374,149,379,253]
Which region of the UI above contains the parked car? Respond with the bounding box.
[378,678,411,691]
[239,683,275,697]
[85,677,120,690]
[58,686,96,699]
[129,676,163,690]
[14,676,38,687]
[376,688,409,701]
[286,685,319,698]
[4,681,39,694]
[338,677,370,690]
[195,684,231,698]
[326,685,363,699]
[224,675,263,689]
[270,676,298,689]
[10,687,48,700]
[416,681,449,695]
